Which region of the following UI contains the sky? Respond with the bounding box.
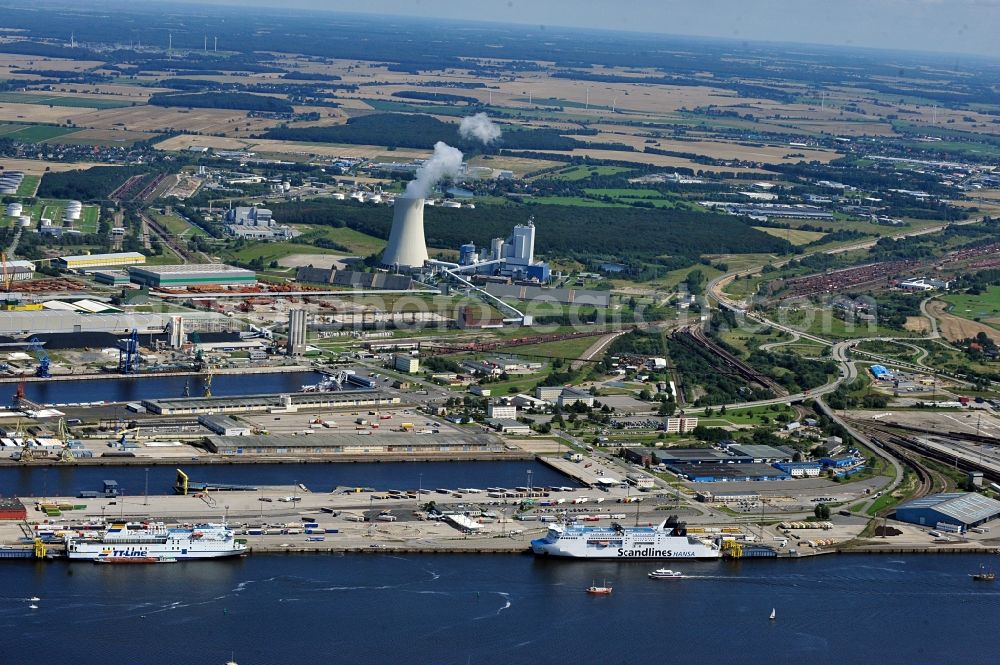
[190,0,1000,58]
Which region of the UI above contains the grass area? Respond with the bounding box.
[752,226,827,245]
[15,175,38,197]
[866,468,916,516]
[943,286,1000,326]
[775,305,910,340]
[151,211,205,238]
[547,165,634,181]
[0,123,79,142]
[698,403,795,426]
[501,336,602,360]
[0,92,132,109]
[530,196,629,208]
[292,225,386,256]
[78,205,100,234]
[226,240,348,265]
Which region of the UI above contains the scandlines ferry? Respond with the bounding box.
[65,522,246,561]
[531,519,721,559]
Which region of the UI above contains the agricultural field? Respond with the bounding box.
[500,336,607,361]
[929,297,1000,343]
[0,123,79,142]
[51,128,159,147]
[0,92,132,109]
[942,287,1000,328]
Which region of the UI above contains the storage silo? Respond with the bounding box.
[6,202,22,217]
[380,196,428,269]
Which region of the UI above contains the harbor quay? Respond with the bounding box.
[4,475,1000,560]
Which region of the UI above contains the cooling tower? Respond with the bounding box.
[381,196,428,268]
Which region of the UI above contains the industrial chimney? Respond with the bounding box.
[381,197,428,269]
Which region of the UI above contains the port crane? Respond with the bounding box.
[117,328,140,374]
[56,417,75,462]
[27,340,50,378]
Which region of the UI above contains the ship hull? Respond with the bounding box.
[531,523,721,559]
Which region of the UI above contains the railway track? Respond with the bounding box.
[673,325,788,396]
[848,420,950,506]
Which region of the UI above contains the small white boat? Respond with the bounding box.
[648,568,683,579]
[28,596,40,602]
[28,604,38,610]
[769,608,776,621]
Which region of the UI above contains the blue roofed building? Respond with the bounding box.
[869,364,893,380]
[894,492,1000,531]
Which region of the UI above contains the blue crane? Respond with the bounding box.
[27,339,50,378]
[117,328,140,374]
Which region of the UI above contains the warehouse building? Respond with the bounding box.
[0,260,35,282]
[0,310,235,335]
[56,252,146,270]
[205,430,503,456]
[894,493,1000,531]
[726,444,794,464]
[142,390,399,415]
[128,263,257,288]
[198,414,252,437]
[92,270,131,286]
[669,463,791,482]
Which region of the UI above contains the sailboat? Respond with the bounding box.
[971,564,996,581]
[769,608,776,621]
[586,579,613,594]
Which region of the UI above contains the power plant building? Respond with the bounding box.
[127,264,257,289]
[287,308,307,356]
[381,197,428,269]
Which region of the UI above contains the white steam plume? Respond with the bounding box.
[405,141,464,198]
[459,112,502,145]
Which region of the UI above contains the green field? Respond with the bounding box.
[293,225,387,256]
[530,196,629,208]
[547,165,634,181]
[752,226,827,245]
[0,92,132,109]
[151,211,206,238]
[501,336,603,360]
[0,123,80,142]
[943,287,1000,325]
[15,175,38,197]
[78,205,100,234]
[227,241,346,265]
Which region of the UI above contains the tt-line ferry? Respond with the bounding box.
[65,522,246,561]
[531,518,721,559]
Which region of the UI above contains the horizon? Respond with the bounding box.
[156,0,1000,60]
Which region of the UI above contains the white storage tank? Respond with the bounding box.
[6,202,22,217]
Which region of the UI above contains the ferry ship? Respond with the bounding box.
[65,522,246,561]
[531,519,720,559]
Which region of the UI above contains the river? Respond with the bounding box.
[18,371,325,406]
[1,553,996,664]
[0,461,578,497]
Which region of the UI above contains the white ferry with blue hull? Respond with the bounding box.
[531,519,721,559]
[65,522,246,561]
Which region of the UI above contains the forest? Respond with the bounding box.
[266,199,792,261]
[261,113,583,151]
[148,92,294,113]
[37,165,152,200]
